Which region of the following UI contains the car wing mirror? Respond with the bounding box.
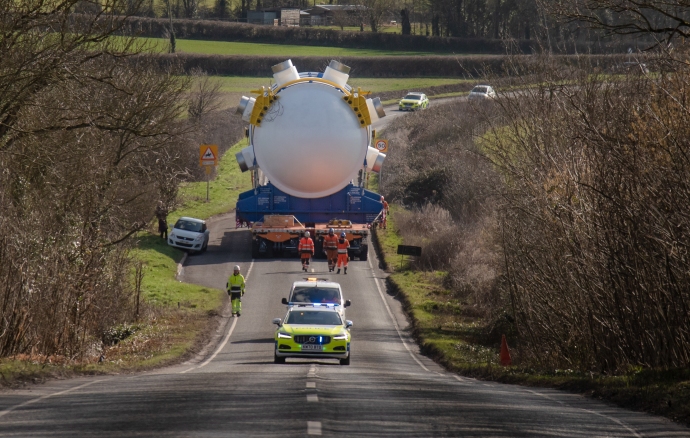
[281,298,289,305]
[344,299,351,307]
[272,318,282,326]
[345,320,353,328]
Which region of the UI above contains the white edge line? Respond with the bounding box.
[368,257,430,372]
[0,378,109,419]
[526,389,642,437]
[181,259,254,373]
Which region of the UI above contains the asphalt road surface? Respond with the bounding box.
[0,213,688,437]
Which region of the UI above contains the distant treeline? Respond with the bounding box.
[123,16,535,54]
[143,52,629,78]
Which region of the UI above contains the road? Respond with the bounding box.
[0,212,688,437]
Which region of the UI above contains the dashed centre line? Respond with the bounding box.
[307,421,322,435]
[307,394,319,402]
[306,382,316,388]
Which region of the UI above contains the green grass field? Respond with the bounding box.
[213,76,470,92]
[212,76,472,110]
[140,37,461,57]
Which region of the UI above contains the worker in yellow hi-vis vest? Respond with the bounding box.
[226,265,246,317]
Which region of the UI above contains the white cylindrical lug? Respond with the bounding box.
[365,98,386,123]
[371,97,385,118]
[323,60,350,87]
[236,146,256,172]
[372,152,385,173]
[272,59,300,86]
[239,97,256,122]
[365,146,386,173]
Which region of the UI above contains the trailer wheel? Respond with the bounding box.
[359,244,368,261]
[314,240,325,259]
[251,239,260,258]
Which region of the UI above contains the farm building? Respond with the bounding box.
[248,8,300,26]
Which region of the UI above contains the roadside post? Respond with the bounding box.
[199,144,218,202]
[397,245,421,269]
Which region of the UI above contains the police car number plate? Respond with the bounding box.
[301,344,322,351]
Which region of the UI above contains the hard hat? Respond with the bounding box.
[233,265,240,271]
[340,232,346,238]
[304,231,310,237]
[328,228,334,234]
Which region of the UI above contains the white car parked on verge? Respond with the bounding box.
[168,217,209,254]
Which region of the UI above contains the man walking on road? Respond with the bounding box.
[322,228,339,272]
[299,231,315,272]
[227,265,245,317]
[336,232,350,274]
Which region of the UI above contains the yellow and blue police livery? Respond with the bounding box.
[273,305,352,365]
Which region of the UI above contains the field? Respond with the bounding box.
[211,76,473,110]
[140,37,460,57]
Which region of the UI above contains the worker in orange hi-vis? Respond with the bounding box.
[298,231,315,272]
[336,232,350,275]
[322,228,339,272]
[381,196,389,229]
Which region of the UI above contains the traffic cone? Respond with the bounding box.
[500,334,512,366]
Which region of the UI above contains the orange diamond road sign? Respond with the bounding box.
[374,139,388,153]
[199,144,218,167]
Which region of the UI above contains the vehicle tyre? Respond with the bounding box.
[359,244,368,261]
[340,353,350,366]
[274,353,286,364]
[201,241,208,253]
[251,239,260,258]
[314,240,325,259]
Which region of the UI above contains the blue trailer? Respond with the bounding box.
[236,182,383,259]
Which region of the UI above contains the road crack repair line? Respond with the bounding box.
[0,378,111,419]
[180,259,255,374]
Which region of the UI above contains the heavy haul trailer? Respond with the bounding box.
[233,59,387,260]
[236,183,382,260]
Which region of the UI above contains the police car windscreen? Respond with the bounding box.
[291,287,340,303]
[287,311,342,325]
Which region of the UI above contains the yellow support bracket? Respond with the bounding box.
[249,86,279,126]
[342,87,372,127]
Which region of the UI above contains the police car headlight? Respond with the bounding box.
[277,332,291,339]
[333,332,348,340]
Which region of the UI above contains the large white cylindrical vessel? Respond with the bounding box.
[252,83,368,198]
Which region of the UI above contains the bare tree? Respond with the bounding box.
[0,1,204,358]
[546,0,690,46]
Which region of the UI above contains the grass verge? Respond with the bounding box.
[373,207,690,427]
[0,140,252,387]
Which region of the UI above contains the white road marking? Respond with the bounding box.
[526,390,642,437]
[306,382,316,388]
[0,379,110,419]
[307,394,319,402]
[368,257,430,372]
[307,421,322,435]
[181,259,254,373]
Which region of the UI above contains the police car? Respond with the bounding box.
[281,278,351,319]
[273,305,352,365]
